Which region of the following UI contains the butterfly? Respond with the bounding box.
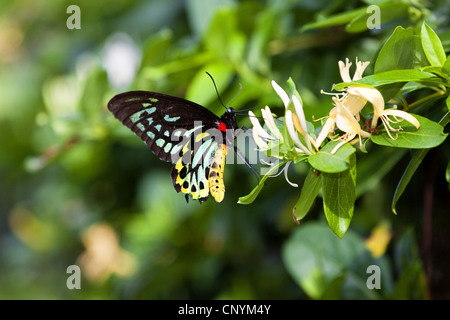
[107,90,241,204]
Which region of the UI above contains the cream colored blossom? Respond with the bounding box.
[249,109,277,151]
[339,57,370,82]
[249,80,317,187]
[372,106,420,139]
[332,96,371,154]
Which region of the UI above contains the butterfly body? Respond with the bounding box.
[108,91,238,203]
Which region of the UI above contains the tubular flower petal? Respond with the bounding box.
[338,58,353,82]
[286,110,312,155]
[283,162,298,187]
[272,80,290,108]
[377,108,420,140]
[352,58,370,81]
[262,106,283,142]
[292,95,313,152]
[249,110,275,150]
[339,91,367,120]
[250,79,317,187]
[346,86,385,120]
[332,97,371,154]
[338,57,370,82]
[315,107,337,147]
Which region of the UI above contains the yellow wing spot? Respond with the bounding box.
[209,144,227,203]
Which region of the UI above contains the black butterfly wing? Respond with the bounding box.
[107,90,230,203]
[107,91,220,163]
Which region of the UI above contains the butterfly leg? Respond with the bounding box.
[234,145,261,185]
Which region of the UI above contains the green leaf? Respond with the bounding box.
[420,66,449,81]
[282,221,367,299]
[442,55,450,77]
[374,26,415,73]
[370,114,447,149]
[421,22,446,66]
[287,77,303,105]
[237,161,286,205]
[300,7,366,32]
[292,168,322,222]
[391,148,429,215]
[447,95,450,112]
[345,2,409,33]
[332,69,438,91]
[308,141,356,173]
[391,112,449,214]
[321,153,356,238]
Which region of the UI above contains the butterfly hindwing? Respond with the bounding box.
[107,90,238,203]
[171,136,218,204]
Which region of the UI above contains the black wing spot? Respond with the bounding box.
[179,167,187,179]
[183,181,189,189]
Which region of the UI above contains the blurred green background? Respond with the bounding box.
[0,0,449,299]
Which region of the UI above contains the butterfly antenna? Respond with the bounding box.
[206,72,227,109]
[226,83,242,108]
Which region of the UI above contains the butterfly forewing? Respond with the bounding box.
[108,91,221,163]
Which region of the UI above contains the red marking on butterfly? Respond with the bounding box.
[218,122,227,132]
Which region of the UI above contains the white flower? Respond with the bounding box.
[249,107,280,152]
[332,96,371,154]
[272,81,314,155]
[338,57,420,137]
[317,58,374,147]
[339,57,370,83]
[315,107,337,147]
[248,80,317,187]
[372,106,420,139]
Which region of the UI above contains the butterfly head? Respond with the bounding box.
[219,107,238,131]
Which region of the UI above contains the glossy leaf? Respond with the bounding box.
[300,7,366,32]
[238,161,286,205]
[391,112,450,214]
[421,22,446,66]
[308,141,356,173]
[292,168,322,222]
[332,69,438,91]
[374,26,415,73]
[370,114,447,149]
[346,2,409,33]
[321,153,357,238]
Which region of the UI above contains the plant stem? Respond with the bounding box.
[406,89,447,111]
